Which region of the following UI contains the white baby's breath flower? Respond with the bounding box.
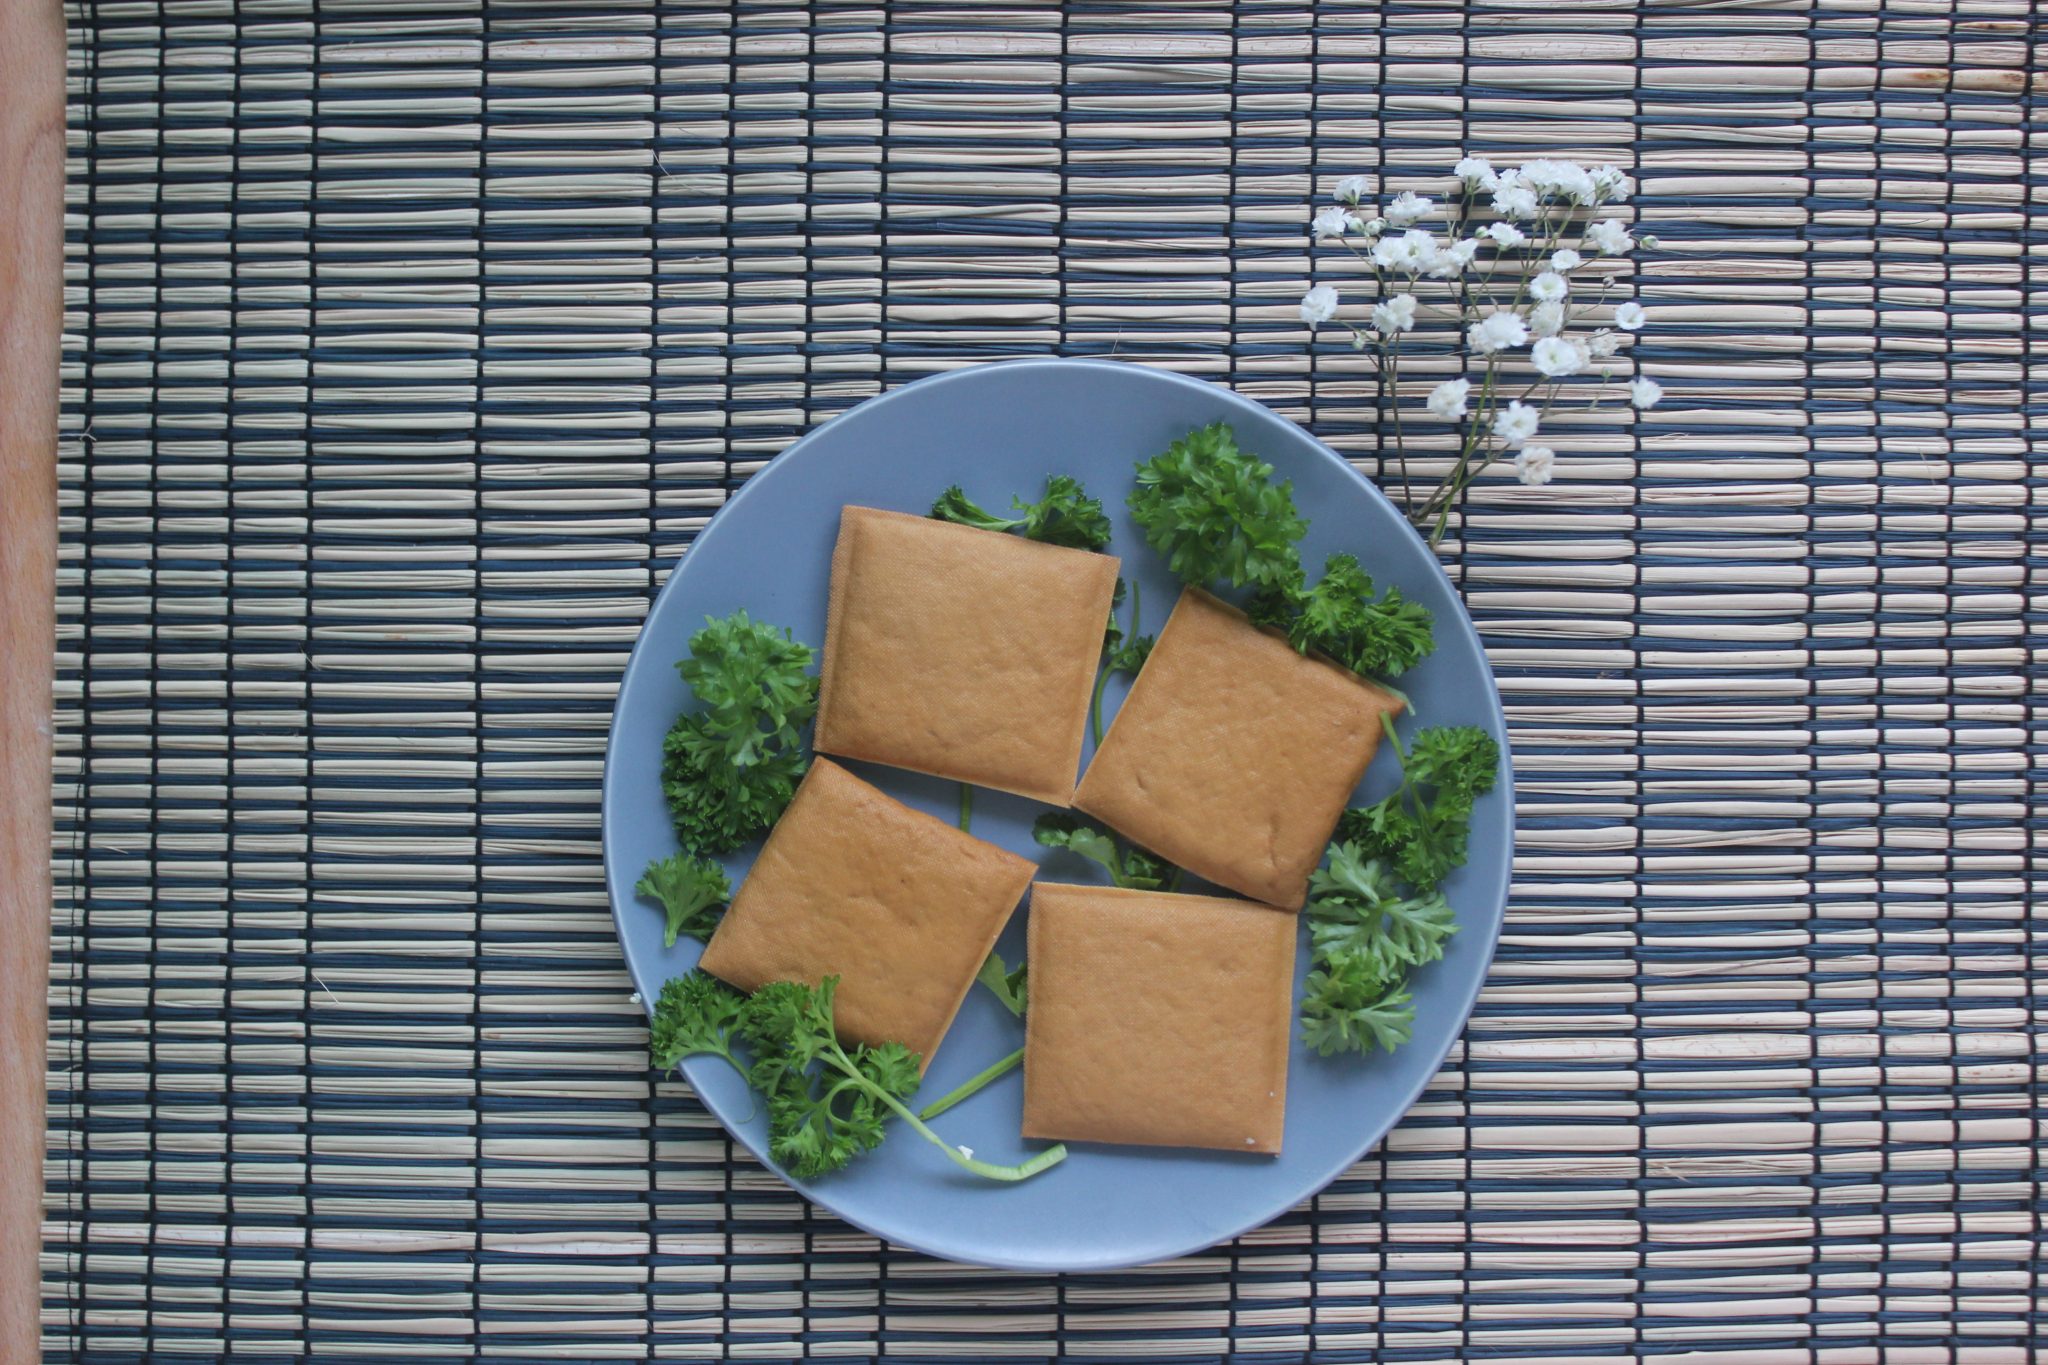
[1585,218,1633,254]
[1493,181,1538,220]
[1426,377,1471,420]
[1426,238,1479,278]
[1514,445,1555,485]
[1300,283,1339,325]
[1524,159,1597,206]
[1529,270,1568,303]
[1368,292,1417,335]
[1384,191,1434,226]
[1629,376,1663,409]
[1492,400,1541,446]
[1334,175,1371,204]
[1531,336,1587,378]
[1529,299,1566,338]
[1468,311,1529,355]
[1481,222,1526,247]
[1372,228,1439,274]
[1312,205,1354,239]
[1372,292,1418,335]
[1591,165,1633,201]
[1358,216,1386,237]
[1614,300,1647,331]
[1454,156,1498,191]
[1550,248,1583,272]
[1588,328,1620,357]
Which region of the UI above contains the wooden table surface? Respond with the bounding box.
[2,0,65,1353]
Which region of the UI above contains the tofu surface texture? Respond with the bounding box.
[1022,882,1295,1154]
[697,757,1035,1071]
[1075,586,1403,909]
[816,505,1121,805]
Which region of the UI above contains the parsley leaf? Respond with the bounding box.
[1334,722,1500,891]
[1308,843,1456,971]
[1296,840,1452,1058]
[739,979,920,1179]
[975,949,1029,1018]
[661,612,818,854]
[1128,423,1307,592]
[649,970,748,1070]
[1406,725,1502,809]
[1033,811,1174,891]
[1250,552,1435,679]
[1301,720,1499,1058]
[1300,966,1415,1057]
[931,474,1112,551]
[635,852,731,947]
[649,973,1066,1183]
[1092,578,1155,746]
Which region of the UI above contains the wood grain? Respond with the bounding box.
[0,0,65,1352]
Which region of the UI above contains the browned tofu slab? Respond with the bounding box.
[696,758,1035,1072]
[1074,586,1403,909]
[815,505,1121,805]
[1022,883,1296,1154]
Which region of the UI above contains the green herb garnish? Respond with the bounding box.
[1033,811,1174,891]
[650,970,749,1071]
[1334,722,1499,892]
[1302,720,1500,1057]
[660,612,818,854]
[1297,842,1454,1057]
[1249,552,1435,679]
[1092,578,1155,746]
[1127,423,1307,592]
[931,474,1112,551]
[974,949,1029,1018]
[635,852,731,947]
[650,971,1065,1182]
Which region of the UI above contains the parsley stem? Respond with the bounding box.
[1088,667,1110,749]
[957,782,973,832]
[916,1046,1024,1120]
[876,1085,1066,1181]
[1379,710,1408,763]
[822,1045,1063,1181]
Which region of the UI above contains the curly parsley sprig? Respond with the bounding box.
[931,474,1112,551]
[1092,577,1154,746]
[1033,812,1176,891]
[1335,721,1500,892]
[661,612,818,854]
[1249,552,1435,680]
[1302,722,1500,1058]
[635,852,731,947]
[1298,843,1453,1057]
[652,971,1066,1182]
[1127,423,1307,592]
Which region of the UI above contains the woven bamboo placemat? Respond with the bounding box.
[49,0,2044,1358]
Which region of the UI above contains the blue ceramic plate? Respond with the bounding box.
[602,359,1509,1271]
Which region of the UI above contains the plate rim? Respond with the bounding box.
[600,356,1513,1271]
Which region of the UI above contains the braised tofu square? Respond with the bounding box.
[1074,586,1403,909]
[1022,883,1296,1154]
[696,758,1034,1071]
[816,505,1121,805]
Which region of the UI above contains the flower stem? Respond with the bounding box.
[917,1046,1025,1120]
[958,782,973,831]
